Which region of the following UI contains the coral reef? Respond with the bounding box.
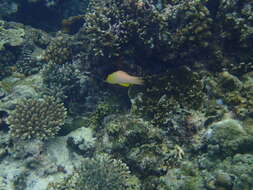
[76,0,214,73]
[67,127,96,157]
[42,61,82,101]
[0,21,51,78]
[215,153,253,190]
[205,71,253,119]
[41,60,97,113]
[92,113,188,184]
[7,96,67,140]
[0,0,253,189]
[16,44,46,76]
[47,154,140,190]
[44,34,73,65]
[0,50,15,80]
[205,119,252,157]
[129,66,206,143]
[0,20,24,79]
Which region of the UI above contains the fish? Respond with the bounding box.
[105,70,144,87]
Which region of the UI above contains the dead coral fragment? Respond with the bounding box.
[7,96,67,140]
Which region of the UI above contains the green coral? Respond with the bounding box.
[7,96,67,140]
[206,119,253,157]
[208,71,253,119]
[47,154,140,190]
[224,154,253,190]
[203,154,253,190]
[157,161,205,190]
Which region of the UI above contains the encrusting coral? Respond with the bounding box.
[7,96,67,140]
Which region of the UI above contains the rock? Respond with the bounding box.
[0,136,84,190]
[0,74,42,111]
[67,127,96,157]
[0,20,25,50]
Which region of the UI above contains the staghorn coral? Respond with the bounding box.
[76,0,170,70]
[7,96,67,140]
[76,0,214,73]
[47,154,140,190]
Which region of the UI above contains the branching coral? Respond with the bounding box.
[47,154,140,190]
[42,61,84,104]
[7,96,67,140]
[44,34,73,65]
[129,66,206,142]
[76,0,213,73]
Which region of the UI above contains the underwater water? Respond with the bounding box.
[0,0,253,189]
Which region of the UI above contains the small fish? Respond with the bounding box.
[105,70,144,87]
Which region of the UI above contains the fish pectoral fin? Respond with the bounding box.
[119,83,130,87]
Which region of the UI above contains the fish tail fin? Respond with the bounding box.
[132,77,144,85]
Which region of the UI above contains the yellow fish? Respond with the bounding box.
[105,70,144,87]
